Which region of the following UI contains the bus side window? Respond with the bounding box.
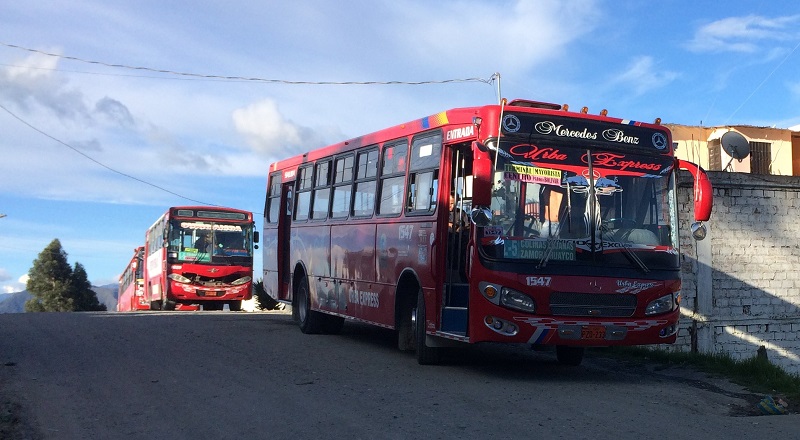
[408,171,438,213]
[407,134,441,214]
[353,148,378,217]
[331,155,353,219]
[378,142,408,216]
[295,166,313,221]
[311,160,331,220]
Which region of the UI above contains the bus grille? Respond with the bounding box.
[550,292,637,317]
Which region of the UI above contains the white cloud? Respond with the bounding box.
[612,56,679,96]
[232,99,341,159]
[1,274,28,294]
[0,268,10,282]
[387,1,600,74]
[687,14,800,53]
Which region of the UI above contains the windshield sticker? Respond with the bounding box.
[504,164,562,185]
[503,239,576,261]
[483,226,503,237]
[562,170,623,195]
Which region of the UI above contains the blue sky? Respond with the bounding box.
[1,1,799,293]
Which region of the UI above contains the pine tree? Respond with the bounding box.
[25,239,74,312]
[69,262,107,311]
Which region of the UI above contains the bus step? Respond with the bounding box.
[441,306,467,333]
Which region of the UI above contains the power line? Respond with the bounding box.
[0,42,496,86]
[0,101,221,207]
[725,39,800,124]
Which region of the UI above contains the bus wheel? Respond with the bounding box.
[556,346,585,366]
[163,299,176,311]
[228,300,242,311]
[397,300,414,352]
[414,289,440,365]
[297,277,324,334]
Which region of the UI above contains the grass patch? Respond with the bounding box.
[595,346,800,403]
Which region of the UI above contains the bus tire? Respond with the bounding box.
[163,298,176,311]
[228,300,242,311]
[414,289,440,365]
[556,346,584,366]
[297,277,324,334]
[397,301,414,352]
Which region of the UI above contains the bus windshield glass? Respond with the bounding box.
[167,220,254,263]
[479,141,679,271]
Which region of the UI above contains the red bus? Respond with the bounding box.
[262,99,712,365]
[117,246,147,312]
[144,206,258,311]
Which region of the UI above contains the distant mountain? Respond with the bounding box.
[0,291,31,313]
[0,284,118,313]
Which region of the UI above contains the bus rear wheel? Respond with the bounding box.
[556,346,585,366]
[297,277,325,334]
[414,289,440,365]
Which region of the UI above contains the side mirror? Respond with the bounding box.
[691,222,707,241]
[470,206,492,227]
[677,159,713,222]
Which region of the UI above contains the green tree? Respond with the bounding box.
[24,239,106,312]
[69,262,107,311]
[25,239,74,312]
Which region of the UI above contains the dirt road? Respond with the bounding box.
[0,311,797,439]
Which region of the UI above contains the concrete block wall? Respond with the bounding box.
[672,171,800,375]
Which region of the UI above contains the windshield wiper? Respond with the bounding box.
[599,223,650,273]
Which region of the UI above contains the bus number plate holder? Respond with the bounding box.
[581,325,606,340]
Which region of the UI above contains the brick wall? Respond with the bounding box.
[673,171,800,375]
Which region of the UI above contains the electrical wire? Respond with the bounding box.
[724,39,800,124]
[0,42,495,86]
[0,101,221,208]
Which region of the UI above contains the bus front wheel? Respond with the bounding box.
[414,289,440,365]
[556,346,585,366]
[297,277,324,334]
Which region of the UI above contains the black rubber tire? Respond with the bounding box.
[297,277,324,334]
[228,300,242,311]
[556,346,585,366]
[414,289,440,365]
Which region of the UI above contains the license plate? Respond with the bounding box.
[581,325,606,340]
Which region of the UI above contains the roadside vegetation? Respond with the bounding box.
[597,346,800,404]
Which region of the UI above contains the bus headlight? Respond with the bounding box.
[230,276,252,286]
[645,293,678,316]
[168,273,191,284]
[500,287,536,313]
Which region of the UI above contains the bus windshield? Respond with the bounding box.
[167,220,254,264]
[479,142,679,271]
